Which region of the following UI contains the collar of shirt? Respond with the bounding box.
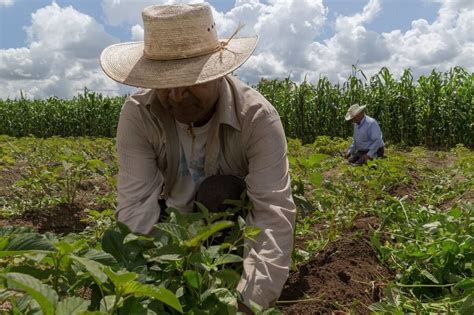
[356,116,367,128]
[215,76,241,132]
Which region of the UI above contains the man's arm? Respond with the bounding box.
[367,121,384,158]
[346,124,357,157]
[346,137,355,157]
[116,100,164,235]
[237,112,296,309]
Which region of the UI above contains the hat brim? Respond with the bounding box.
[100,36,258,89]
[345,105,366,121]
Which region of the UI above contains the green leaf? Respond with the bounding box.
[455,278,474,290]
[194,201,209,218]
[422,221,441,232]
[123,281,183,313]
[102,230,145,270]
[441,239,459,253]
[184,270,201,289]
[3,233,55,252]
[448,207,462,218]
[210,288,238,313]
[99,295,117,313]
[123,233,153,244]
[155,223,190,241]
[309,172,323,186]
[213,254,242,267]
[307,153,329,165]
[243,226,261,241]
[0,226,34,236]
[119,297,148,314]
[103,268,137,287]
[420,269,439,284]
[55,297,90,315]
[460,295,474,315]
[0,272,58,315]
[81,249,116,265]
[184,221,234,248]
[143,244,184,263]
[216,269,240,288]
[86,159,107,170]
[70,255,107,284]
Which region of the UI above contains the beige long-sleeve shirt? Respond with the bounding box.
[115,75,296,309]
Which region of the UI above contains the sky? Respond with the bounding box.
[0,0,472,99]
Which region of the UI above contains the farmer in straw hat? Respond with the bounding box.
[344,104,385,165]
[100,3,295,313]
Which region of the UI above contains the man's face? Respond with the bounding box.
[156,78,222,126]
[351,112,364,124]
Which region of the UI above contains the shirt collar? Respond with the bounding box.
[357,115,366,127]
[215,75,241,132]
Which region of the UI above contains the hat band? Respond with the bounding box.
[143,42,221,61]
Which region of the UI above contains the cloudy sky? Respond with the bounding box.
[0,0,472,99]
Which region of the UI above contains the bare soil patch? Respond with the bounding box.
[0,165,115,234]
[2,203,87,234]
[281,216,392,314]
[0,168,22,198]
[280,236,392,314]
[410,150,456,170]
[440,189,474,210]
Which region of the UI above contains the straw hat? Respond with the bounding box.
[345,104,367,120]
[100,3,258,89]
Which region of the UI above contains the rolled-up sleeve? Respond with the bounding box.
[238,111,296,309]
[367,121,384,157]
[116,100,164,235]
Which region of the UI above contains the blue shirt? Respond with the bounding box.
[348,115,384,157]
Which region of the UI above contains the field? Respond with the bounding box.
[0,135,472,314]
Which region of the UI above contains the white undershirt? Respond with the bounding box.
[166,116,214,213]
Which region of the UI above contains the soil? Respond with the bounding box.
[0,170,114,234]
[409,150,456,170]
[281,216,393,314]
[3,203,87,234]
[0,168,22,198]
[440,189,474,210]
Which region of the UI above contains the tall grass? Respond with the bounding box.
[0,67,472,147]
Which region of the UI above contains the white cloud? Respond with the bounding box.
[2,0,473,99]
[131,24,144,41]
[0,3,123,99]
[379,0,474,76]
[101,0,204,26]
[0,0,14,7]
[230,0,473,84]
[217,0,328,83]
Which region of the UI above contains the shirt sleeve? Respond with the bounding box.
[367,120,384,158]
[115,100,164,235]
[237,112,296,309]
[348,135,355,154]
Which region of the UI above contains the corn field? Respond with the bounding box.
[0,67,472,147]
[0,90,124,138]
[257,66,473,147]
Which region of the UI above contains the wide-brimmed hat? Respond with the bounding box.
[345,104,367,121]
[100,3,258,89]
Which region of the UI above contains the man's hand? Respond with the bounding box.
[363,154,371,162]
[344,150,351,159]
[238,302,254,315]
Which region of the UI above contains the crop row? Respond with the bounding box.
[0,67,473,147]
